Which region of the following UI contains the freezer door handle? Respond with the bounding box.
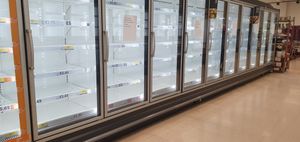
[184,32,189,54]
[26,29,35,70]
[240,32,244,48]
[208,32,212,51]
[103,31,109,62]
[151,32,156,57]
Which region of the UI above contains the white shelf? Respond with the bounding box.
[0,110,20,139]
[37,94,97,130]
[35,65,94,79]
[0,72,15,83]
[0,47,13,53]
[0,95,18,113]
[34,44,95,52]
[109,59,144,68]
[107,1,144,11]
[35,83,95,105]
[0,17,10,24]
[30,19,91,28]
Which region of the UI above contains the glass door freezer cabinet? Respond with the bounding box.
[0,0,30,141]
[267,12,276,63]
[206,1,225,81]
[259,11,270,65]
[23,0,100,137]
[183,0,206,88]
[151,0,183,98]
[103,0,148,112]
[250,11,260,68]
[238,6,251,71]
[224,3,239,75]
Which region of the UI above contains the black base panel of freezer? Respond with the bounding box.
[50,65,272,142]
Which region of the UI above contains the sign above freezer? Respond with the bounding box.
[209,0,218,19]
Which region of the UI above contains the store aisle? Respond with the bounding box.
[117,59,300,142]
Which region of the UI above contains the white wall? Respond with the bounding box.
[260,0,287,17]
[286,4,300,25]
[260,1,300,25]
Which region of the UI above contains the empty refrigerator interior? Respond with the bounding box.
[259,11,269,65]
[267,13,276,62]
[152,0,181,97]
[224,3,239,75]
[250,17,260,68]
[239,7,251,71]
[207,1,224,80]
[105,0,146,111]
[28,0,98,132]
[184,0,205,87]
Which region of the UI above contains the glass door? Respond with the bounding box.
[152,0,182,97]
[224,3,239,75]
[0,0,20,140]
[238,6,251,71]
[267,13,276,62]
[183,0,206,88]
[27,0,99,133]
[259,11,269,65]
[207,1,225,80]
[104,0,147,112]
[250,13,260,68]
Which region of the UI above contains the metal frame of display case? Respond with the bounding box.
[1,0,31,141]
[11,0,279,142]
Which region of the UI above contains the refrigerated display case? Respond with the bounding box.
[267,12,276,62]
[259,11,269,65]
[238,7,251,71]
[224,3,239,75]
[26,0,99,133]
[104,0,147,111]
[183,0,206,88]
[207,1,224,80]
[152,0,182,97]
[0,0,29,141]
[250,13,260,68]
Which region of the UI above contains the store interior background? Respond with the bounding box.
[261,0,300,25]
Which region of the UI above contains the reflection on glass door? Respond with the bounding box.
[0,0,21,140]
[259,11,269,65]
[184,0,205,88]
[224,3,239,75]
[207,1,224,80]
[250,15,260,68]
[238,7,251,71]
[152,0,182,97]
[105,0,147,111]
[28,0,99,133]
[267,13,276,62]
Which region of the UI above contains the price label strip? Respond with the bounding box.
[36,89,92,104]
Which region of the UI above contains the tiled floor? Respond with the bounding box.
[118,59,300,142]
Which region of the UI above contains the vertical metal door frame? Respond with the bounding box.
[220,1,228,78]
[202,0,210,84]
[246,6,254,70]
[22,0,104,140]
[234,5,243,73]
[256,9,264,68]
[150,0,185,101]
[181,0,187,92]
